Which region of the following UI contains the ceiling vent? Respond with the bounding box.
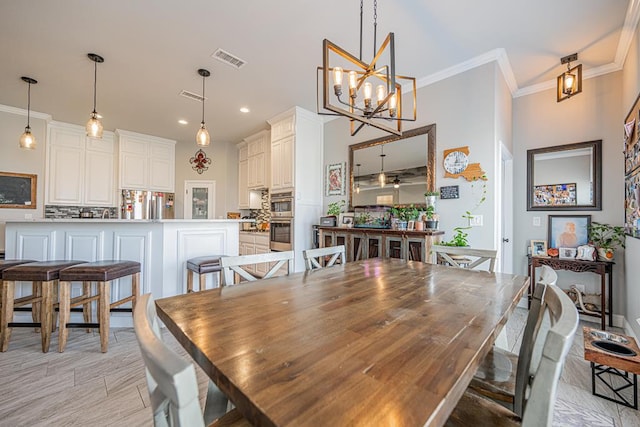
[179,90,205,102]
[212,48,246,69]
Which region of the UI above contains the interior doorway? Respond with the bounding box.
[184,180,215,219]
[499,143,514,274]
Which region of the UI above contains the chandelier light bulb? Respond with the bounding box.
[379,172,386,188]
[563,73,575,94]
[363,82,373,111]
[333,67,343,96]
[376,84,386,105]
[348,70,358,98]
[389,93,397,117]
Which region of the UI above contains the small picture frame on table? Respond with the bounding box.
[559,247,577,259]
[530,240,548,257]
[339,212,354,228]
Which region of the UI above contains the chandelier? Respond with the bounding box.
[557,53,582,102]
[318,0,416,136]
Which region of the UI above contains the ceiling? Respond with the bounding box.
[0,1,636,147]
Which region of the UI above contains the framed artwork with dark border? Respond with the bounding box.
[325,162,346,196]
[0,172,37,209]
[548,215,591,249]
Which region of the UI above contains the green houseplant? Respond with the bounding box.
[589,222,625,260]
[326,200,345,217]
[424,205,439,229]
[390,205,419,230]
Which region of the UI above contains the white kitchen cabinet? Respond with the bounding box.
[117,129,175,192]
[238,143,250,209]
[238,232,270,276]
[245,130,269,190]
[46,122,116,207]
[269,132,294,191]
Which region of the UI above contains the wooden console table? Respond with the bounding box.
[528,256,614,330]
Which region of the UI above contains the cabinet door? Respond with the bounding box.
[247,155,258,189]
[149,143,175,192]
[254,152,266,188]
[47,127,84,205]
[271,140,282,190]
[84,140,115,206]
[254,244,270,277]
[120,138,148,190]
[281,135,294,189]
[238,159,249,209]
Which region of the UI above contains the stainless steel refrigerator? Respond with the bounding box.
[121,190,174,219]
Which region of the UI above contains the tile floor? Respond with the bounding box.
[0,309,639,426]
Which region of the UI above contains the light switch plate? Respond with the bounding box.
[469,215,483,227]
[533,217,541,226]
[24,213,33,220]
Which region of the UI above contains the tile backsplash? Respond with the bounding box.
[45,205,118,219]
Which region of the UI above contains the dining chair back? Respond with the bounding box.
[220,251,294,286]
[447,284,578,426]
[134,294,246,427]
[538,264,558,286]
[432,245,498,272]
[302,245,346,270]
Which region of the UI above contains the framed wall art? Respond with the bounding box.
[548,215,591,249]
[325,162,346,196]
[0,172,37,209]
[533,183,576,207]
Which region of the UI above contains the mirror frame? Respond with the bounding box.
[348,124,436,210]
[526,139,602,211]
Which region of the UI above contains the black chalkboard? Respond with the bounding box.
[439,185,459,200]
[0,172,36,209]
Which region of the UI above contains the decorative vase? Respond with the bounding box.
[425,196,437,209]
[597,247,614,261]
[414,221,424,231]
[397,220,408,230]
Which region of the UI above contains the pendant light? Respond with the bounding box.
[19,76,38,150]
[196,68,211,147]
[86,53,104,138]
[379,145,386,188]
[355,163,361,194]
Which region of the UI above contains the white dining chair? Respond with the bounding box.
[446,284,579,426]
[432,245,498,272]
[220,251,294,286]
[469,265,558,415]
[133,293,248,427]
[302,245,346,270]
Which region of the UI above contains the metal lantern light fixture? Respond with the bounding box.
[557,53,582,102]
[318,0,416,136]
[19,76,38,150]
[393,176,400,189]
[86,53,105,138]
[196,68,211,147]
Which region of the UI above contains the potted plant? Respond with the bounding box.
[439,227,470,247]
[424,191,440,209]
[390,205,418,230]
[326,200,345,217]
[589,222,625,261]
[424,205,439,229]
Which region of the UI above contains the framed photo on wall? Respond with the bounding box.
[548,215,591,249]
[325,162,346,196]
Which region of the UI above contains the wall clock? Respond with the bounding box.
[442,146,487,181]
[443,150,469,175]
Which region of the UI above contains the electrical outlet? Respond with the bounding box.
[469,215,483,227]
[533,217,541,226]
[573,284,585,294]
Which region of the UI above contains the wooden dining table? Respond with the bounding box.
[156,258,529,427]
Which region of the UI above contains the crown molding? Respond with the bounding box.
[0,104,51,121]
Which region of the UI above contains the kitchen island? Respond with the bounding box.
[4,219,249,326]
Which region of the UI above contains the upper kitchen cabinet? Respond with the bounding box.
[46,122,116,207]
[246,130,270,190]
[117,129,176,192]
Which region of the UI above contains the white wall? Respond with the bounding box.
[622,19,640,339]
[513,71,624,318]
[323,63,499,249]
[0,107,48,251]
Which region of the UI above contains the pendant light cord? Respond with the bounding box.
[201,74,206,125]
[26,81,31,128]
[92,60,98,114]
[373,0,378,58]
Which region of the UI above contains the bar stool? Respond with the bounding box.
[58,260,140,353]
[0,260,36,313]
[1,260,85,352]
[186,255,223,292]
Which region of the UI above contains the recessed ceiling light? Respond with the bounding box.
[240,107,250,113]
[178,119,188,125]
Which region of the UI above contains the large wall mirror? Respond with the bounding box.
[527,140,602,211]
[348,124,436,209]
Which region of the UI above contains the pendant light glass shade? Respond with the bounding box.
[19,76,37,150]
[86,53,104,138]
[196,69,211,146]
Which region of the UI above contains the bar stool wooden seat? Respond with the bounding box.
[58,260,140,353]
[0,259,36,315]
[1,260,84,352]
[186,255,223,292]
